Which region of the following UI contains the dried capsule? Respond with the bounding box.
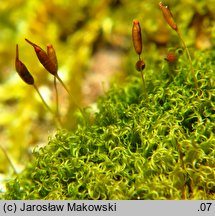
[164,52,177,63]
[15,44,34,85]
[135,59,145,72]
[159,2,177,31]
[25,38,57,75]
[132,20,142,56]
[47,44,58,73]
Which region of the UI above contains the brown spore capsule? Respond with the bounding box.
[164,52,177,63]
[15,44,34,85]
[132,20,142,56]
[25,38,57,75]
[159,2,177,31]
[135,59,145,72]
[47,44,58,73]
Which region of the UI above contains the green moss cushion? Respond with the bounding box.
[3,50,215,200]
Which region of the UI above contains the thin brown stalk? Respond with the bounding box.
[54,76,60,121]
[0,145,17,175]
[33,84,62,127]
[140,70,148,101]
[176,30,198,88]
[55,74,87,124]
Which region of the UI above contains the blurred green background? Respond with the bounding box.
[0,0,214,189]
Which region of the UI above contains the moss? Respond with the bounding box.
[2,49,215,200]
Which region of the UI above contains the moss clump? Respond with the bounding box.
[2,49,215,200]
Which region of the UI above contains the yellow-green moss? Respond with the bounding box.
[2,49,215,200]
